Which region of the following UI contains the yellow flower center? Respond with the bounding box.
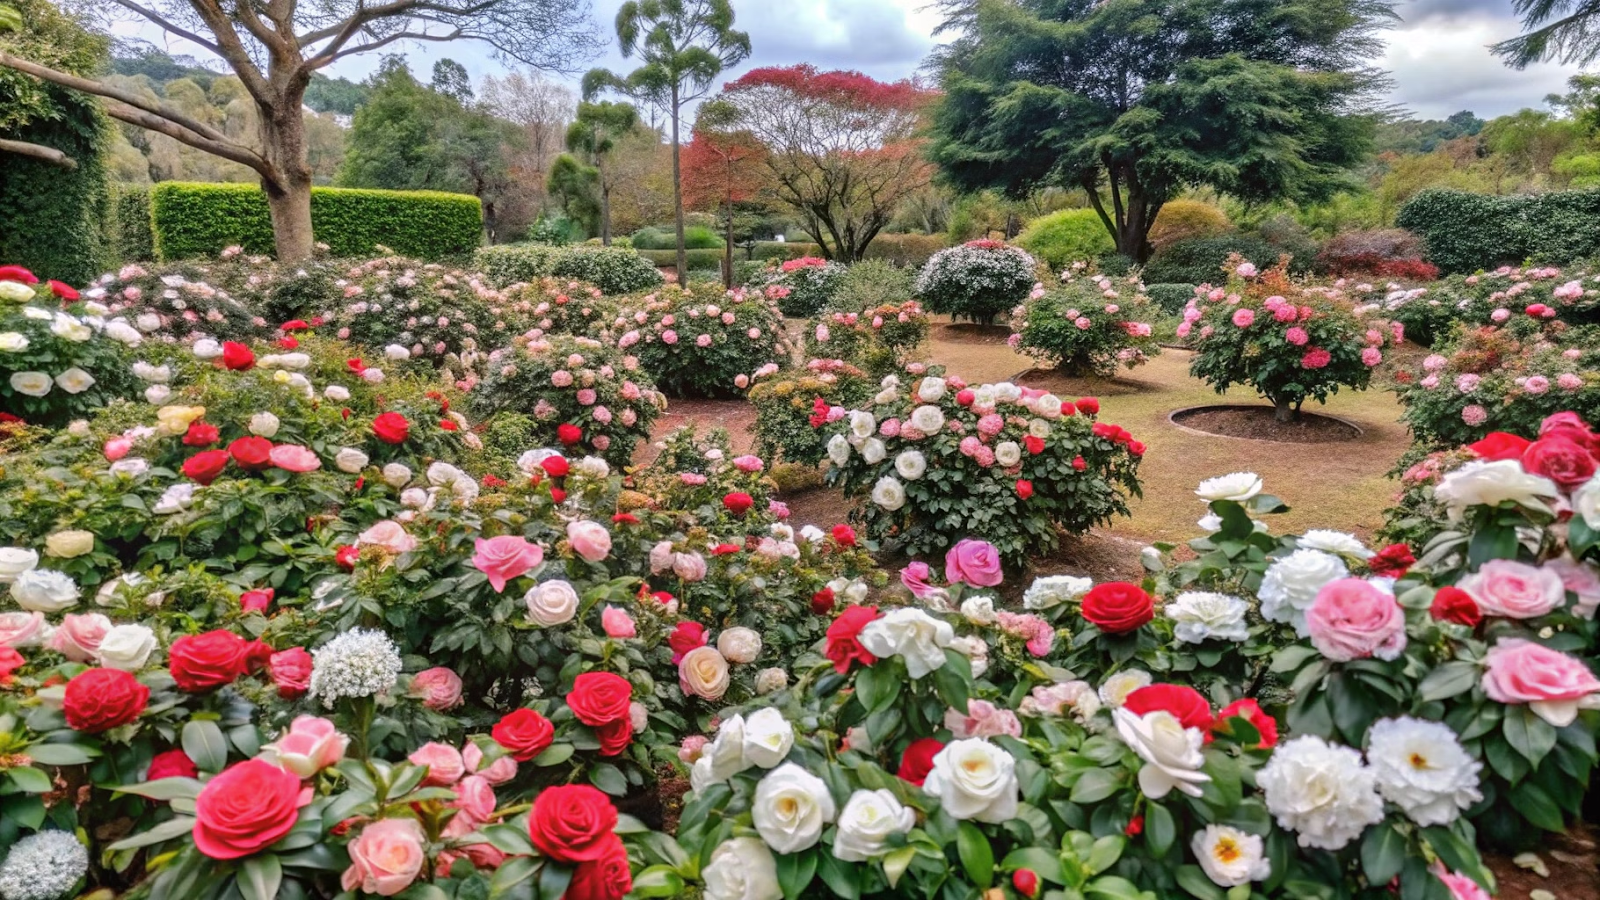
[777,797,797,817]
[1409,752,1430,770]
[1213,837,1241,864]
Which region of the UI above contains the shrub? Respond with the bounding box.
[549,246,664,295]
[1398,187,1600,273]
[861,232,949,267]
[630,225,724,250]
[750,240,824,260]
[1140,232,1309,285]
[1010,270,1162,376]
[754,256,847,318]
[149,182,483,261]
[0,269,139,427]
[634,247,725,271]
[1147,198,1230,249]
[321,257,523,360]
[508,277,617,338]
[830,258,915,312]
[112,184,154,262]
[618,284,793,398]
[471,242,564,287]
[222,253,350,325]
[805,301,929,375]
[1316,228,1437,279]
[746,360,876,467]
[85,256,270,341]
[822,369,1144,566]
[915,240,1038,323]
[1014,208,1116,269]
[1144,282,1198,315]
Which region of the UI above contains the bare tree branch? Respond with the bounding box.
[0,50,241,146]
[104,101,274,176]
[106,0,224,55]
[0,138,77,169]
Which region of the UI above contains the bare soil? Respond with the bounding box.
[1171,405,1363,444]
[1484,824,1600,899]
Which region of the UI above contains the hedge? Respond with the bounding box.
[636,248,726,270]
[1139,233,1311,285]
[0,93,112,285]
[149,182,482,261]
[112,184,154,262]
[472,243,564,286]
[751,241,824,261]
[862,233,949,267]
[1396,188,1600,274]
[1144,283,1197,316]
[472,243,664,294]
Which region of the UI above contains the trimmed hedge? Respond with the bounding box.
[472,243,563,286]
[751,241,823,260]
[0,96,113,286]
[862,233,949,267]
[636,248,726,270]
[1396,188,1600,274]
[1139,233,1310,285]
[473,243,664,294]
[112,184,154,262]
[149,182,482,261]
[1015,209,1116,269]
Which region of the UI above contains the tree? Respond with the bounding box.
[583,0,750,275]
[566,101,641,245]
[927,0,1393,261]
[547,152,602,235]
[714,65,934,262]
[431,59,474,103]
[682,100,767,285]
[1495,0,1600,68]
[481,69,576,178]
[0,0,597,261]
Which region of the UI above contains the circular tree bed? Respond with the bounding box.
[1169,404,1362,443]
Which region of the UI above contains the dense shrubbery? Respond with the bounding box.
[804,301,929,376]
[1398,187,1600,273]
[915,240,1038,323]
[861,232,949,267]
[0,269,140,426]
[753,256,847,318]
[112,184,155,263]
[616,285,792,399]
[86,257,269,341]
[473,244,665,294]
[746,359,876,467]
[630,225,723,250]
[1009,267,1161,376]
[1140,233,1311,285]
[471,242,564,287]
[1147,198,1231,250]
[1144,282,1198,316]
[1014,209,1115,269]
[830,258,914,312]
[1315,228,1438,280]
[321,257,524,361]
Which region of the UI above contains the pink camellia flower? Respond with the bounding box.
[409,741,466,786]
[732,455,765,473]
[575,389,597,406]
[411,667,463,710]
[1236,262,1258,278]
[680,472,707,486]
[1559,373,1584,391]
[358,520,419,554]
[1074,316,1092,330]
[1273,304,1298,323]
[103,438,133,461]
[1284,326,1309,345]
[1462,405,1488,426]
[679,735,709,764]
[1433,866,1490,900]
[1301,348,1332,369]
[674,552,708,582]
[662,329,678,345]
[946,538,1004,588]
[262,716,349,777]
[471,535,544,593]
[900,561,939,599]
[1361,347,1382,367]
[49,612,111,662]
[342,818,427,897]
[1456,373,1481,393]
[769,499,790,519]
[974,446,996,467]
[959,436,982,457]
[1423,354,1448,371]
[996,610,1055,656]
[696,334,713,348]
[269,444,322,473]
[269,648,312,699]
[748,327,762,339]
[1232,308,1255,328]
[880,418,901,437]
[977,414,1004,437]
[1491,308,1511,323]
[462,742,517,785]
[566,520,612,562]
[1482,638,1600,726]
[1457,559,1566,619]
[1304,579,1406,662]
[722,312,736,325]
[602,605,636,638]
[551,370,573,388]
[1524,375,1550,395]
[944,699,1022,739]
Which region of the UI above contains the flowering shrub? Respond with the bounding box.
[0,267,141,427]
[615,285,793,399]
[508,277,617,339]
[747,360,876,467]
[85,257,271,342]
[1315,228,1438,281]
[1186,257,1391,422]
[1009,267,1161,376]
[820,368,1144,566]
[915,240,1038,323]
[803,300,928,376]
[754,256,847,318]
[320,257,528,361]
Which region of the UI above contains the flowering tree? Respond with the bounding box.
[681,107,768,287]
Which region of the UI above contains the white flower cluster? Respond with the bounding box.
[0,831,88,900]
[1165,591,1250,643]
[1022,574,1091,610]
[307,628,403,708]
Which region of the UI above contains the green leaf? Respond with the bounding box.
[182,719,229,773]
[6,766,51,794]
[237,853,282,900]
[533,744,576,767]
[1144,802,1176,857]
[775,850,817,900]
[25,743,97,766]
[933,649,972,713]
[1418,662,1479,702]
[1175,865,1226,900]
[1503,705,1558,765]
[815,852,861,900]
[1360,822,1406,886]
[1001,847,1065,885]
[1509,781,1567,831]
[1085,835,1125,876]
[629,865,686,898]
[1070,768,1119,803]
[957,821,995,888]
[882,846,917,889]
[111,777,204,801]
[489,856,538,898]
[108,816,197,851]
[588,764,628,797]
[537,860,574,900]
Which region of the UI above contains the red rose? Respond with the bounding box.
[567,833,633,900]
[183,420,220,447]
[440,419,458,431]
[723,492,754,515]
[244,640,274,673]
[168,630,252,692]
[277,336,299,350]
[335,544,360,570]
[1369,543,1416,579]
[595,719,633,756]
[825,605,878,674]
[566,672,632,728]
[1128,440,1146,456]
[810,587,836,615]
[48,279,79,301]
[1215,698,1278,749]
[1542,411,1591,434]
[712,543,741,555]
[550,488,568,503]
[1077,397,1100,415]
[557,423,583,445]
[0,266,38,284]
[281,319,310,331]
[372,412,410,445]
[147,748,198,780]
[0,647,22,683]
[541,455,570,478]
[347,357,366,374]
[668,622,708,663]
[896,737,943,786]
[228,436,273,469]
[193,758,309,859]
[955,389,975,406]
[1124,684,1213,732]
[492,708,555,761]
[63,668,149,733]
[1081,582,1154,633]
[1465,432,1531,461]
[240,588,273,613]
[1024,435,1045,455]
[1124,814,1144,836]
[528,784,619,863]
[220,341,255,371]
[1060,401,1077,417]
[1072,456,1087,471]
[1522,437,1597,489]
[182,449,230,485]
[1430,586,1482,627]
[1013,869,1039,899]
[268,647,312,699]
[1016,479,1034,499]
[831,524,857,547]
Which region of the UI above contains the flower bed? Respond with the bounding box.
[915,240,1038,324]
[747,359,877,467]
[85,257,270,342]
[615,285,793,399]
[0,267,142,427]
[320,257,528,361]
[1009,266,1161,376]
[803,300,928,376]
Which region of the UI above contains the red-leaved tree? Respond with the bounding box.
[682,123,767,286]
[715,64,935,261]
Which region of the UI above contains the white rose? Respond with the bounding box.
[191,338,222,358]
[895,450,926,480]
[858,607,953,679]
[922,738,1018,823]
[917,376,947,402]
[50,313,90,342]
[751,763,835,853]
[741,707,794,768]
[131,362,171,383]
[1258,735,1384,850]
[1365,717,1482,827]
[381,463,412,488]
[848,410,876,441]
[844,580,870,604]
[692,715,751,791]
[1113,708,1211,799]
[948,634,989,677]
[799,525,824,544]
[1023,575,1092,610]
[0,282,35,302]
[144,384,172,405]
[754,667,788,694]
[1576,474,1600,528]
[0,548,39,583]
[107,457,147,479]
[1193,825,1271,888]
[523,580,579,626]
[1098,669,1153,708]
[385,344,411,360]
[871,476,906,511]
[717,627,762,664]
[960,595,997,624]
[97,624,157,671]
[52,367,94,395]
[909,404,945,433]
[249,412,280,437]
[135,313,162,332]
[826,434,851,467]
[1259,549,1349,635]
[702,838,781,900]
[427,461,467,488]
[10,569,78,612]
[153,483,196,515]
[324,384,351,401]
[279,352,311,369]
[574,456,610,480]
[9,371,51,397]
[861,438,886,465]
[362,367,385,384]
[44,530,94,559]
[1034,393,1063,419]
[334,447,368,474]
[1434,459,1560,518]
[0,333,28,352]
[1195,472,1263,502]
[833,789,916,862]
[1166,592,1251,643]
[994,441,1021,467]
[1299,529,1373,560]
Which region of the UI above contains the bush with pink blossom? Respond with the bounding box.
[319,257,530,361]
[504,277,618,339]
[85,258,270,341]
[802,300,929,376]
[614,284,793,399]
[753,256,847,318]
[1009,267,1162,376]
[746,359,877,467]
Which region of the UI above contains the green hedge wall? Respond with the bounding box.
[112,184,154,262]
[0,96,112,286]
[1396,188,1600,274]
[636,248,726,269]
[149,182,482,261]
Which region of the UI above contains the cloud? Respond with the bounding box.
[1380,8,1581,117]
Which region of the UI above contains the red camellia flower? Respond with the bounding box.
[1080,582,1155,633]
[1072,456,1088,471]
[955,388,975,406]
[492,708,555,761]
[182,449,230,485]
[372,412,410,445]
[825,605,878,674]
[897,738,943,786]
[831,524,857,547]
[1128,440,1146,457]
[228,436,273,469]
[566,833,633,900]
[1124,684,1214,732]
[335,544,360,571]
[268,647,312,699]
[439,419,458,432]
[1024,435,1045,455]
[667,622,708,663]
[147,748,199,780]
[1013,869,1039,899]
[1077,397,1100,415]
[193,758,309,859]
[1215,698,1279,749]
[712,542,741,555]
[1430,586,1483,628]
[810,587,836,615]
[723,492,754,515]
[220,341,255,371]
[528,784,619,863]
[595,719,632,756]
[1522,437,1597,489]
[1465,432,1532,461]
[239,588,274,613]
[557,423,583,445]
[541,455,570,478]
[63,668,149,733]
[550,488,568,503]
[277,336,299,350]
[611,512,640,525]
[1060,401,1077,417]
[0,265,38,284]
[566,672,632,730]
[1368,543,1417,579]
[281,319,310,331]
[346,358,366,374]
[182,420,220,447]
[168,630,252,692]
[48,280,79,301]
[1015,479,1034,499]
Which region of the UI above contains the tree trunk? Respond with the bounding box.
[1273,396,1295,423]
[670,86,686,278]
[723,196,734,289]
[260,92,314,262]
[600,182,612,246]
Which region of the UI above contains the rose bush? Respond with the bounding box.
[0,266,142,427]
[613,284,792,399]
[318,257,530,362]
[753,256,847,318]
[1009,267,1161,376]
[746,359,876,468]
[803,300,929,376]
[915,240,1039,324]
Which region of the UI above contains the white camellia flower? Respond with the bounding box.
[1365,717,1482,827]
[1034,393,1064,419]
[1258,735,1385,850]
[1166,592,1251,643]
[0,548,39,584]
[10,569,78,612]
[97,624,158,671]
[948,635,989,677]
[751,763,835,853]
[909,404,945,434]
[861,438,887,465]
[871,476,906,511]
[1098,669,1153,708]
[799,525,824,544]
[1299,529,1373,559]
[754,667,788,694]
[44,530,94,559]
[523,580,579,627]
[826,434,851,467]
[1028,418,1052,438]
[833,789,916,862]
[152,483,197,515]
[249,412,281,437]
[381,463,413,488]
[384,344,412,360]
[993,382,1022,403]
[104,319,142,345]
[191,338,222,358]
[691,715,751,791]
[50,313,91,342]
[324,384,351,401]
[702,837,781,900]
[917,376,947,402]
[1195,472,1264,502]
[574,456,610,480]
[922,738,1019,823]
[894,450,927,480]
[1434,459,1560,518]
[54,368,95,394]
[717,627,762,664]
[0,332,29,352]
[972,386,997,408]
[362,367,385,384]
[859,607,954,678]
[960,595,997,624]
[741,707,794,768]
[873,388,898,405]
[1259,549,1349,635]
[994,441,1022,467]
[0,282,35,303]
[1113,708,1211,799]
[1192,825,1271,888]
[9,371,51,397]
[21,306,51,320]
[848,410,876,441]
[131,362,172,383]
[334,448,369,474]
[144,384,172,405]
[1023,575,1092,610]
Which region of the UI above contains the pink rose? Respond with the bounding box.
[944,699,1022,739]
[900,561,939,599]
[679,735,709,763]
[662,329,678,345]
[103,438,132,461]
[471,535,545,593]
[602,605,636,638]
[1305,579,1407,662]
[408,741,465,786]
[462,742,518,785]
[262,716,349,777]
[1232,308,1255,328]
[1457,560,1566,619]
[269,444,322,472]
[1361,347,1382,366]
[48,613,111,662]
[451,774,496,824]
[269,648,313,699]
[732,455,764,473]
[342,818,426,897]
[412,667,463,710]
[1545,557,1600,619]
[1435,867,1490,900]
[1482,638,1600,726]
[673,552,708,582]
[945,539,1004,588]
[566,520,611,562]
[358,520,418,554]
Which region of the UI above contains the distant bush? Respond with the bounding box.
[916,239,1038,323]
[1144,283,1199,316]
[112,185,154,262]
[472,243,564,287]
[751,241,823,261]
[831,259,915,312]
[635,248,725,270]
[1140,233,1309,285]
[1147,199,1230,250]
[861,233,948,267]
[1316,229,1438,280]
[1015,209,1116,269]
[472,244,662,294]
[754,257,847,318]
[1398,187,1600,274]
[630,225,725,250]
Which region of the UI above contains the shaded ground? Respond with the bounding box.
[1170,405,1363,444]
[1486,824,1600,900]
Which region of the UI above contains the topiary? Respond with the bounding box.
[915,239,1038,323]
[1014,208,1116,269]
[1147,198,1230,250]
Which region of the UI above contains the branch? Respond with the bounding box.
[319,27,463,65]
[105,102,274,179]
[0,138,76,169]
[184,0,275,102]
[0,50,238,146]
[107,0,223,56]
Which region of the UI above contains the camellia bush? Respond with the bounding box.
[1009,267,1162,376]
[804,300,929,376]
[0,266,142,427]
[511,278,618,340]
[84,256,271,341]
[915,240,1038,324]
[616,285,793,399]
[755,256,848,319]
[747,359,876,468]
[320,257,529,361]
[1185,257,1393,422]
[818,367,1144,566]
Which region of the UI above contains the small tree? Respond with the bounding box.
[681,101,767,287]
[566,101,641,245]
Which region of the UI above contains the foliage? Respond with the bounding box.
[915,240,1038,324]
[0,273,139,426]
[753,256,847,318]
[635,248,725,270]
[548,246,663,295]
[746,360,876,467]
[321,257,526,361]
[112,184,154,263]
[616,284,792,399]
[85,257,269,341]
[1148,199,1232,250]
[1014,209,1116,269]
[860,233,950,268]
[1010,270,1162,377]
[1315,229,1436,279]
[805,302,930,377]
[631,225,723,250]
[1144,283,1199,316]
[831,258,915,313]
[472,243,565,287]
[1397,187,1600,273]
[1139,233,1310,285]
